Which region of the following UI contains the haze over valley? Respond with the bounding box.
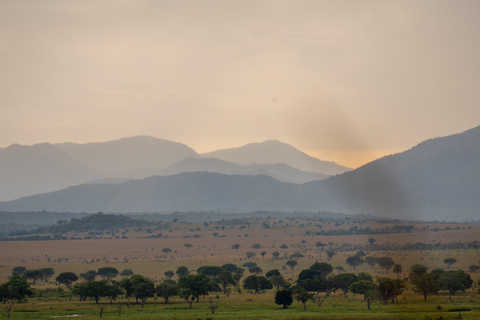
[1,125,480,221]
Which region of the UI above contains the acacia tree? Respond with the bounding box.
[294,288,314,310]
[56,272,78,289]
[349,280,377,310]
[40,268,55,282]
[443,258,458,269]
[377,277,404,304]
[243,275,272,294]
[378,257,395,273]
[437,270,472,299]
[80,270,97,282]
[346,256,363,270]
[120,269,134,277]
[98,267,119,281]
[176,266,190,278]
[162,248,173,257]
[156,279,178,304]
[411,274,435,301]
[178,274,212,308]
[0,273,33,303]
[333,273,357,295]
[275,289,293,308]
[24,270,43,285]
[286,260,298,271]
[215,271,236,294]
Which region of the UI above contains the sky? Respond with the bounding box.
[1,1,480,168]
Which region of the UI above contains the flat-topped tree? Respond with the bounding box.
[98,267,119,280]
[443,258,457,268]
[56,272,78,289]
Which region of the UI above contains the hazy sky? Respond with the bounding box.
[1,1,480,168]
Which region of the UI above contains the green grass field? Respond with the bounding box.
[4,289,480,319]
[2,217,480,319]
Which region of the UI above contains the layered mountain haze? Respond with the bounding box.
[202,140,351,175]
[0,136,339,201]
[1,125,479,221]
[157,157,329,184]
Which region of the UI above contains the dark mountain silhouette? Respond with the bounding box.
[55,136,199,173]
[0,173,332,213]
[0,143,96,201]
[307,125,480,221]
[202,140,351,175]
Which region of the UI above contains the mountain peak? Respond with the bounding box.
[202,141,350,175]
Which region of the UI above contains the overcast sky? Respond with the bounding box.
[1,1,480,168]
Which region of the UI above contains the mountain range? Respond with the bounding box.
[0,137,347,201]
[2,125,479,221]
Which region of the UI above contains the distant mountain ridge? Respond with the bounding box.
[1,125,480,221]
[0,143,96,201]
[203,140,351,175]
[0,136,341,201]
[55,136,199,173]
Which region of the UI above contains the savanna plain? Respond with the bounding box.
[1,213,480,320]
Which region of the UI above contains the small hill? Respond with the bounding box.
[37,212,148,233]
[202,140,350,175]
[56,136,199,173]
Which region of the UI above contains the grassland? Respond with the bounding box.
[1,216,480,319]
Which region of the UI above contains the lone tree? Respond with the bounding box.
[56,272,79,289]
[393,264,403,278]
[164,271,175,279]
[326,250,336,261]
[162,248,173,257]
[443,258,458,269]
[286,260,298,271]
[231,244,240,250]
[275,289,293,308]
